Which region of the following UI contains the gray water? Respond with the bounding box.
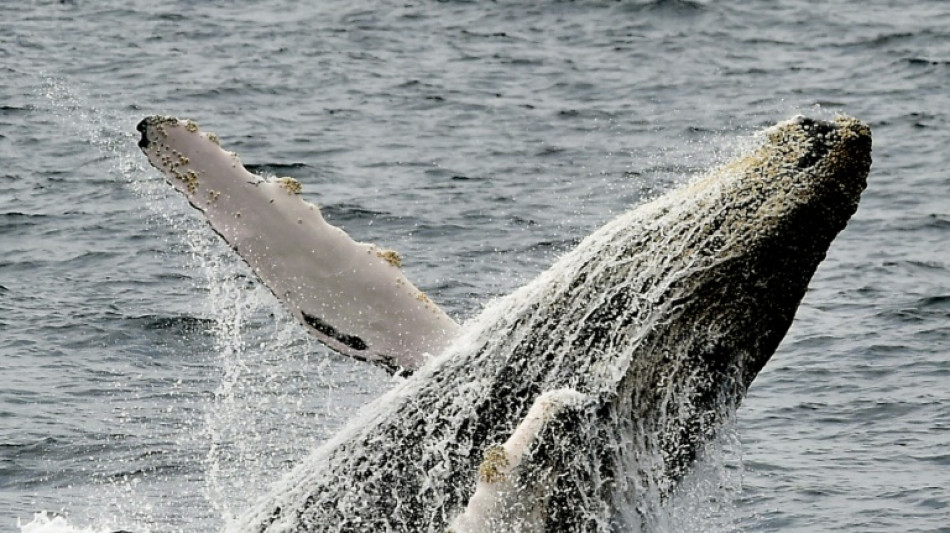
[0,1,947,532]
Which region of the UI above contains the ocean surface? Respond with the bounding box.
[0,1,947,531]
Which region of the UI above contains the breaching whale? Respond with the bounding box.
[136,114,871,532]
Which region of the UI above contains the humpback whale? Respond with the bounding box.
[136,114,871,532]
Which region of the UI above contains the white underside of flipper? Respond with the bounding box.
[448,389,590,533]
[137,116,460,372]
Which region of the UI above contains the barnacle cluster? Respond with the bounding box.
[477,444,509,484]
[824,114,872,176]
[377,249,402,268]
[278,177,303,194]
[179,170,199,194]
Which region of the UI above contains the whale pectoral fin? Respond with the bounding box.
[448,389,592,533]
[136,116,461,372]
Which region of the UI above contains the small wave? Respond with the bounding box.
[617,0,708,15]
[1,104,31,115]
[832,31,917,50]
[459,29,521,41]
[449,174,486,182]
[0,212,49,228]
[919,294,950,307]
[128,313,216,333]
[320,202,388,221]
[905,57,950,66]
[153,12,186,21]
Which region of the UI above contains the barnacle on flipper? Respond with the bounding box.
[377,249,402,268]
[207,132,219,145]
[278,177,303,194]
[152,115,178,126]
[478,444,509,484]
[180,170,199,194]
[185,120,199,133]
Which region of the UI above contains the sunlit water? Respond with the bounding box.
[1,1,947,531]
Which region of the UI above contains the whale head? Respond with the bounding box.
[658,113,871,381]
[370,115,874,532]
[422,114,873,519]
[596,114,872,488]
[446,115,872,529]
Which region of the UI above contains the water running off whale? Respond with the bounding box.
[136,115,871,531]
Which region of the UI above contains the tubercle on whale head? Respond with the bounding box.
[757,114,870,203]
[735,113,871,367]
[696,114,871,287]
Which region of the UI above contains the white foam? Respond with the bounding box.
[17,513,111,533]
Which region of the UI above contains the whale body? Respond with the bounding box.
[136,115,871,532]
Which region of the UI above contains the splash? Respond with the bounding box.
[18,512,113,533]
[34,78,378,531]
[34,78,341,530]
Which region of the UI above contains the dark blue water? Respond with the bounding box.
[1,1,947,531]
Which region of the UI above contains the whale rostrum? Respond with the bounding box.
[136,114,871,531]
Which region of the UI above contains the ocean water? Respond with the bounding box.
[0,1,947,532]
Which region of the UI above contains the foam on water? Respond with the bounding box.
[21,79,389,531]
